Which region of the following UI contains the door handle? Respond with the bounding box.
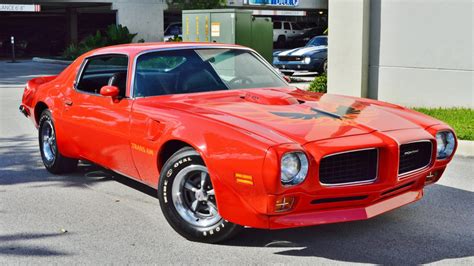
[64,99,73,106]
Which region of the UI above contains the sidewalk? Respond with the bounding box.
[457,140,474,157]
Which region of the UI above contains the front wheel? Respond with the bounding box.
[38,109,78,174]
[158,147,242,243]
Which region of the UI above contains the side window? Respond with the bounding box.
[273,21,281,29]
[284,22,291,30]
[76,55,128,97]
[134,52,187,97]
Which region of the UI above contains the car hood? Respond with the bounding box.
[277,46,327,57]
[147,88,439,144]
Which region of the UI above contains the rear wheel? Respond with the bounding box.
[158,147,242,243]
[38,110,78,174]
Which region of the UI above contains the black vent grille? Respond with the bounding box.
[278,56,303,62]
[319,149,378,185]
[399,141,433,175]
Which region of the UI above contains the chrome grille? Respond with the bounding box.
[399,141,433,176]
[319,149,378,186]
[278,56,303,62]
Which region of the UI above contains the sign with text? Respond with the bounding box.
[211,22,220,37]
[0,4,41,12]
[246,0,299,7]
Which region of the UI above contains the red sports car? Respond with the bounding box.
[20,43,457,243]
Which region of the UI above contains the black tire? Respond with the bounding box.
[38,109,78,174]
[319,59,328,74]
[277,35,286,49]
[158,147,242,243]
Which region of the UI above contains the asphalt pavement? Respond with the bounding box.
[0,60,473,264]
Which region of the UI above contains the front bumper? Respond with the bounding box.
[218,127,454,230]
[273,58,324,75]
[270,189,423,229]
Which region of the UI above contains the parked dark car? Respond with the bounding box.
[273,35,327,76]
[292,27,326,47]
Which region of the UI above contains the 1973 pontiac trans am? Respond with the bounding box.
[20,43,457,243]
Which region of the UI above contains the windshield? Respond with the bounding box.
[164,24,181,36]
[134,48,287,97]
[306,36,327,47]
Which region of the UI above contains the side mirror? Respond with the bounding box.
[100,85,119,98]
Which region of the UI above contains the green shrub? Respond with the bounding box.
[166,35,183,42]
[62,43,87,60]
[105,24,137,45]
[308,74,327,93]
[82,30,107,50]
[62,24,137,60]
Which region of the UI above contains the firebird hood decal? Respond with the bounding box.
[141,88,425,144]
[271,106,361,121]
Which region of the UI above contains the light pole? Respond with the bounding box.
[10,36,16,63]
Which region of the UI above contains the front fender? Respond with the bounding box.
[132,104,281,228]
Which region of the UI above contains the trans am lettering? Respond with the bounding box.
[131,143,154,155]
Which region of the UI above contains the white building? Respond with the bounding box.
[328,0,473,108]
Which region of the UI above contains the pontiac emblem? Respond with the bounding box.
[403,149,419,156]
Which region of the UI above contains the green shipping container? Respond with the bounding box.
[182,9,273,63]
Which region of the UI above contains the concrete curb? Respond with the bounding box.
[457,140,474,157]
[32,57,72,65]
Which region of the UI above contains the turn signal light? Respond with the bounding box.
[425,170,440,184]
[275,196,295,213]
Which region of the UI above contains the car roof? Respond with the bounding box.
[85,42,245,57]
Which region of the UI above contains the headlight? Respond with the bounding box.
[436,131,455,159]
[281,152,309,185]
[303,57,311,64]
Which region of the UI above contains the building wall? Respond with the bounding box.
[369,0,473,108]
[329,0,473,108]
[112,0,165,42]
[327,0,370,98]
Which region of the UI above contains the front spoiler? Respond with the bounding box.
[269,189,423,229]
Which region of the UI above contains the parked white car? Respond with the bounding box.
[273,21,306,47]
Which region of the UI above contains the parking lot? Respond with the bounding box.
[0,60,473,264]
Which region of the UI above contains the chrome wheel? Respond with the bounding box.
[41,120,56,163]
[171,165,221,228]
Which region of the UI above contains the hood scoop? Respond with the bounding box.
[242,90,300,105]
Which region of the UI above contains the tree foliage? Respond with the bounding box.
[62,24,137,60]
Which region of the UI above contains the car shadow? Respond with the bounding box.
[223,184,474,264]
[0,135,156,198]
[0,233,72,257]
